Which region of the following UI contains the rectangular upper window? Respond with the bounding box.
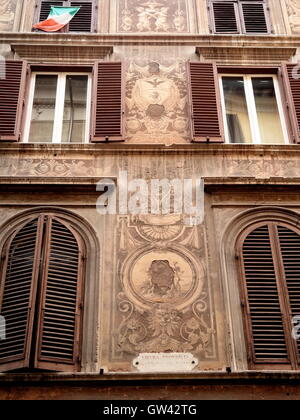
[188,62,300,145]
[209,0,270,34]
[35,0,96,32]
[219,74,288,144]
[0,61,124,144]
[23,72,92,144]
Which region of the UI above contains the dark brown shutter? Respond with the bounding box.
[240,225,290,367]
[69,1,94,32]
[0,60,27,141]
[0,218,43,372]
[277,226,300,362]
[38,1,64,21]
[211,1,239,33]
[188,62,224,143]
[240,1,269,34]
[35,217,84,372]
[91,62,124,142]
[282,63,300,144]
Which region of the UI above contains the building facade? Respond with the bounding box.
[0,0,300,399]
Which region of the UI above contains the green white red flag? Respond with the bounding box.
[33,6,80,32]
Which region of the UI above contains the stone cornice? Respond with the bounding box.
[0,371,299,383]
[0,143,300,155]
[1,32,300,48]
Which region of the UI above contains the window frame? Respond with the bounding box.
[209,0,271,35]
[23,71,92,144]
[219,73,289,144]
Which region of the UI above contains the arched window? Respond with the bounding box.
[237,221,300,370]
[0,214,85,372]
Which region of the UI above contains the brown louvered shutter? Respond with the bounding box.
[35,217,84,372]
[0,60,27,141]
[240,1,269,34]
[240,224,290,367]
[282,63,300,144]
[238,222,300,370]
[211,1,239,33]
[188,62,224,143]
[38,1,64,22]
[0,218,43,372]
[277,226,300,363]
[91,62,124,142]
[69,1,94,32]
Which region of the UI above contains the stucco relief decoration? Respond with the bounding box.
[126,61,189,143]
[114,215,217,365]
[0,0,17,31]
[118,0,189,33]
[287,0,300,33]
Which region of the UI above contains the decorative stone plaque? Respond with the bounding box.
[133,353,198,372]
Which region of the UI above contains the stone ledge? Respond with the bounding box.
[0,143,300,154]
[1,33,300,48]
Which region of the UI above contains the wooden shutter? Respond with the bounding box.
[37,1,95,32]
[38,1,64,22]
[0,218,43,372]
[69,1,94,32]
[240,1,269,34]
[0,60,27,141]
[282,63,300,144]
[188,62,224,143]
[238,222,300,370]
[91,62,124,142]
[35,217,84,372]
[211,1,239,33]
[240,224,290,367]
[277,226,300,363]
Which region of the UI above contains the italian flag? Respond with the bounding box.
[33,6,80,32]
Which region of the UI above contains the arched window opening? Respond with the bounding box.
[0,214,85,373]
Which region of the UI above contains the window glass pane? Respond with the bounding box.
[252,77,285,144]
[29,75,57,143]
[62,75,88,143]
[222,77,252,143]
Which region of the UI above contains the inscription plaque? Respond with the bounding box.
[133,352,198,372]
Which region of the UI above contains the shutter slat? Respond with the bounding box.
[0,61,26,141]
[91,62,124,142]
[189,62,224,142]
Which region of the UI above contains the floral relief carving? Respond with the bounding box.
[117,294,215,356]
[8,159,95,177]
[118,0,190,33]
[0,0,17,31]
[126,61,189,144]
[287,0,300,33]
